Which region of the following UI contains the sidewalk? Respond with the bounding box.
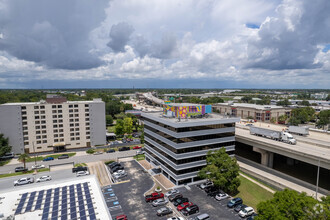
[238,161,326,200]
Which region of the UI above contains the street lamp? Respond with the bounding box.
[315,158,320,200]
[32,142,37,174]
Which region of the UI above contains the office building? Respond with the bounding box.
[212,103,291,122]
[0,95,106,154]
[142,103,239,185]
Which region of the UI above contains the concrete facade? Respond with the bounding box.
[213,103,291,122]
[142,111,239,185]
[0,97,106,154]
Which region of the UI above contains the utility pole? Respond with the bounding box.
[33,142,37,174]
[315,158,320,200]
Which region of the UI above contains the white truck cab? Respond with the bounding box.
[281,132,297,145]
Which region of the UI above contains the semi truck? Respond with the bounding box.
[250,127,297,145]
[287,126,309,136]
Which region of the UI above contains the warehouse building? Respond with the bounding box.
[0,95,106,154]
[142,103,239,185]
[212,103,291,122]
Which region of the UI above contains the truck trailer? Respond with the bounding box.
[250,127,297,145]
[287,126,309,136]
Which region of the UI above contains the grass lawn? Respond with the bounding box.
[25,153,76,162]
[107,126,116,133]
[133,154,145,161]
[74,163,87,167]
[236,175,274,210]
[0,168,50,178]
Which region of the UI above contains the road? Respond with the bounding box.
[0,150,137,174]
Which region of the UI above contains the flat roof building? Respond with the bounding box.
[212,103,291,122]
[0,95,106,154]
[142,103,239,185]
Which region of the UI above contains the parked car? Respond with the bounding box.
[133,146,142,149]
[0,152,14,160]
[31,164,45,170]
[15,167,28,172]
[182,204,199,216]
[199,181,213,189]
[173,197,189,206]
[207,189,221,197]
[188,213,210,220]
[76,171,89,177]
[111,166,124,173]
[145,192,164,202]
[165,189,180,197]
[227,197,243,208]
[58,154,69,159]
[113,170,126,175]
[14,177,34,186]
[168,193,183,202]
[234,204,247,212]
[43,157,54,161]
[177,202,194,211]
[72,166,88,173]
[156,207,173,216]
[204,186,218,193]
[167,217,184,220]
[119,147,130,151]
[108,162,120,169]
[106,149,115,153]
[152,198,168,207]
[136,149,145,155]
[247,213,258,220]
[93,151,103,155]
[113,171,127,179]
[215,192,229,201]
[116,214,128,220]
[36,175,52,182]
[238,206,255,218]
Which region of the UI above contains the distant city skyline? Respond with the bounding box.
[0,0,329,89]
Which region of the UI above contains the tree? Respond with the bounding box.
[277,99,291,106]
[270,117,276,124]
[278,114,288,124]
[289,107,315,125]
[317,110,330,129]
[115,119,125,136]
[106,115,114,125]
[0,133,11,157]
[123,117,133,134]
[300,100,310,106]
[242,96,252,103]
[18,153,30,169]
[198,148,240,193]
[256,189,329,220]
[86,149,95,154]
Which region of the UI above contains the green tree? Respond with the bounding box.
[270,117,276,124]
[278,114,288,124]
[289,107,315,125]
[18,153,30,169]
[317,110,330,129]
[300,100,310,106]
[242,96,252,103]
[106,115,114,125]
[0,133,11,157]
[277,99,291,106]
[256,189,329,220]
[198,148,240,193]
[115,119,125,136]
[123,117,133,134]
[86,149,95,154]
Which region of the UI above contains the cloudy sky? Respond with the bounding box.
[0,0,329,89]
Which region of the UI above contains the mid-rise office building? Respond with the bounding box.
[0,95,106,154]
[142,103,239,185]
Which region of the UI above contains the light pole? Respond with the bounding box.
[32,142,37,174]
[315,158,320,200]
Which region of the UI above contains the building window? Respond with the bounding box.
[86,132,90,135]
[24,142,29,145]
[40,111,45,114]
[256,113,262,121]
[53,129,58,133]
[54,139,58,142]
[75,128,79,131]
[69,114,74,117]
[70,133,74,136]
[35,116,40,120]
[86,127,90,130]
[37,141,42,144]
[74,104,78,108]
[60,138,64,142]
[58,115,63,118]
[41,125,46,129]
[36,131,41,134]
[59,119,63,123]
[42,135,47,139]
[52,105,56,108]
[34,106,39,109]
[75,114,79,117]
[23,137,28,141]
[59,134,64,137]
[34,111,39,114]
[58,110,62,113]
[85,109,89,112]
[53,115,57,118]
[85,113,89,117]
[21,111,27,115]
[70,128,74,131]
[40,106,45,109]
[41,115,46,119]
[59,129,63,132]
[22,106,26,110]
[23,122,27,125]
[57,105,62,108]
[70,123,74,127]
[85,104,88,107]
[54,134,58,138]
[36,136,41,139]
[35,121,40,124]
[35,126,40,129]
[86,136,90,139]
[75,123,79,126]
[265,113,271,121]
[71,138,75,141]
[52,110,57,113]
[22,116,27,120]
[53,125,58,128]
[74,109,79,112]
[76,137,80,140]
[70,119,74,122]
[23,132,28,135]
[53,120,57,123]
[69,105,73,108]
[86,118,89,121]
[59,124,63,128]
[42,140,47,143]
[69,109,73,113]
[86,122,90,126]
[75,132,80,136]
[75,119,79,122]
[42,130,47,134]
[41,120,46,124]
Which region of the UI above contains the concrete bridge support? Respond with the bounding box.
[253,147,274,168]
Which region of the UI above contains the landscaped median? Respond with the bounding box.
[25,152,76,162]
[0,168,50,178]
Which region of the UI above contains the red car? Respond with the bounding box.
[133,146,142,149]
[145,192,164,202]
[116,214,127,220]
[177,202,194,211]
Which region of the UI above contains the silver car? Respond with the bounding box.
[36,175,52,182]
[14,177,34,186]
[165,189,179,197]
[152,198,168,207]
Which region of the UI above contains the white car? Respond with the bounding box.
[167,217,184,220]
[238,206,255,218]
[113,170,126,175]
[113,172,127,179]
[31,164,45,170]
[93,151,103,155]
[165,189,180,197]
[14,177,34,186]
[36,175,52,182]
[152,198,168,207]
[215,192,229,201]
[199,181,213,189]
[76,171,89,177]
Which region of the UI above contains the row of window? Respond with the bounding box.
[143,117,234,133]
[145,133,235,154]
[145,125,235,143]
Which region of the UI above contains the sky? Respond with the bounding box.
[0,0,329,89]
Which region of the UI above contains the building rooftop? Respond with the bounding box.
[215,103,286,110]
[1,99,103,106]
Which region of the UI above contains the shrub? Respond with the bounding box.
[86,149,95,154]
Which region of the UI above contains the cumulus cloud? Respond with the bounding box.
[107,22,135,52]
[246,0,330,70]
[0,0,109,70]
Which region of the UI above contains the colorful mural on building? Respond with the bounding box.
[163,104,212,118]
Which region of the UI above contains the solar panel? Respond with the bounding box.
[14,193,28,215]
[83,183,96,220]
[41,189,52,220]
[51,188,60,220]
[70,186,76,220]
[35,190,44,210]
[76,184,86,220]
[24,191,36,212]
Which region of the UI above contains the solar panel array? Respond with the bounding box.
[14,182,97,220]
